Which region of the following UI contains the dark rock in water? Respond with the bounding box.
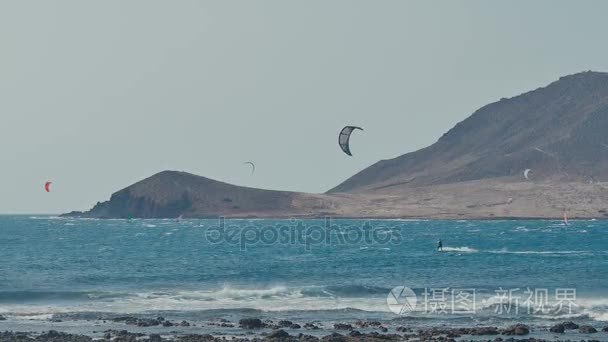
[137,318,162,327]
[353,320,383,328]
[333,323,353,331]
[379,326,388,332]
[278,320,293,328]
[267,329,290,339]
[290,323,301,329]
[562,321,579,330]
[304,322,320,330]
[348,330,362,337]
[239,318,264,329]
[179,320,191,327]
[549,323,565,333]
[298,335,320,342]
[36,330,93,342]
[177,334,216,341]
[162,320,174,327]
[603,326,608,332]
[0,315,6,321]
[579,325,598,333]
[149,334,162,342]
[321,332,347,342]
[469,326,499,335]
[112,316,139,324]
[501,324,530,336]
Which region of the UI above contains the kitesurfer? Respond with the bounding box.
[437,239,443,252]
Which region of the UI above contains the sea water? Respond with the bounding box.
[0,216,606,335]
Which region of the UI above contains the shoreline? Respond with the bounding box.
[0,317,606,342]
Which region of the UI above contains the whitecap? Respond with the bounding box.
[441,246,478,253]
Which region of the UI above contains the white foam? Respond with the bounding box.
[441,246,478,253]
[488,248,593,255]
[0,286,389,315]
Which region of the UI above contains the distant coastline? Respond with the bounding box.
[64,73,608,220]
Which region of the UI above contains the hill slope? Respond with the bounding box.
[63,171,342,218]
[329,71,608,193]
[64,71,608,219]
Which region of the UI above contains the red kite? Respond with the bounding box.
[44,181,52,192]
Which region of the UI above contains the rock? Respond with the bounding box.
[297,334,320,342]
[304,322,320,330]
[267,329,290,339]
[579,325,598,333]
[321,332,347,342]
[0,315,6,321]
[333,323,353,331]
[353,320,382,328]
[149,334,162,342]
[379,327,388,332]
[549,323,565,333]
[35,330,93,342]
[162,320,174,327]
[179,320,190,327]
[470,326,499,335]
[348,330,362,337]
[278,320,293,328]
[112,316,138,324]
[177,334,216,341]
[603,326,608,332]
[502,324,529,336]
[562,321,579,330]
[239,318,264,329]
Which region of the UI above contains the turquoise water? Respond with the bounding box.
[0,216,606,332]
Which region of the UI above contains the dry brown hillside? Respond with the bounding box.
[64,72,608,219]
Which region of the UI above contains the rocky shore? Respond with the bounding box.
[0,317,606,342]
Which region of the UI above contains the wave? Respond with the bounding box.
[0,286,389,316]
[0,287,606,325]
[487,248,594,255]
[0,290,130,302]
[441,247,478,253]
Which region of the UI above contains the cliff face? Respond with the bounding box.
[329,71,608,193]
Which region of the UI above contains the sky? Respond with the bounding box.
[2,0,608,214]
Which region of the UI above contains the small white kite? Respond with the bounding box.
[523,169,531,180]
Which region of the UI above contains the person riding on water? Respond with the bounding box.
[437,239,443,252]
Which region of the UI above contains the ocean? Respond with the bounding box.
[0,216,606,337]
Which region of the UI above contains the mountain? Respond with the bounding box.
[64,71,608,219]
[329,71,608,193]
[62,171,343,218]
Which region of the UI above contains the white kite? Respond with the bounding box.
[523,169,531,180]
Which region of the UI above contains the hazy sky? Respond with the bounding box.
[2,1,608,214]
